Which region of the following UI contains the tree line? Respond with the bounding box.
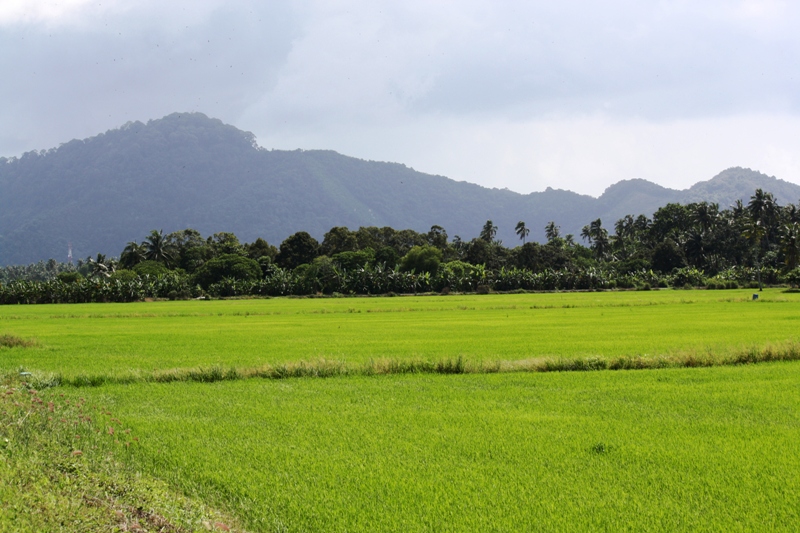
[2,188,799,304]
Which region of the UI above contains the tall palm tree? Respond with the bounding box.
[545,221,560,242]
[781,223,800,270]
[748,189,778,245]
[515,221,530,244]
[120,241,146,269]
[747,189,772,223]
[613,215,636,259]
[582,219,609,260]
[479,220,497,243]
[144,229,175,265]
[692,202,719,234]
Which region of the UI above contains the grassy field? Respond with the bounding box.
[3,289,800,531]
[1,289,799,381]
[67,363,800,532]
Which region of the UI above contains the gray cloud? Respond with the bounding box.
[0,1,298,152]
[2,0,800,195]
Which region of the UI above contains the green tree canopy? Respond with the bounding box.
[192,254,262,288]
[399,245,442,275]
[277,232,320,270]
[321,226,358,256]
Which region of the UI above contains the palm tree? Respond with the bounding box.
[479,220,497,243]
[613,215,636,258]
[747,189,773,223]
[120,241,146,269]
[515,221,530,244]
[580,224,593,244]
[748,189,778,245]
[692,202,719,235]
[780,223,800,270]
[87,253,115,278]
[582,219,609,260]
[545,221,560,242]
[743,220,767,291]
[144,229,175,265]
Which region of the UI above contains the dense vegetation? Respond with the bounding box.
[1,187,799,303]
[3,112,800,266]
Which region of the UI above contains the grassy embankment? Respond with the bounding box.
[2,289,800,531]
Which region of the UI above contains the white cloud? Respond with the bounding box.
[0,0,98,25]
[251,112,800,196]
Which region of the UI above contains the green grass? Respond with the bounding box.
[69,362,800,532]
[2,289,799,382]
[4,289,800,531]
[0,376,244,532]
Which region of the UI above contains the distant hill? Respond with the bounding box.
[1,112,799,265]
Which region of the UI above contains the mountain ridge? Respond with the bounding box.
[1,112,799,265]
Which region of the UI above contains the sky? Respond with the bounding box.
[1,0,800,197]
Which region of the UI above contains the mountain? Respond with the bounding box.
[1,112,799,265]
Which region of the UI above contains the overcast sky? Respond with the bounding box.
[2,0,799,196]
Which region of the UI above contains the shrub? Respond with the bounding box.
[108,269,138,283]
[332,249,375,271]
[785,268,800,288]
[56,271,82,283]
[133,260,169,277]
[192,254,262,289]
[671,267,706,288]
[399,245,442,275]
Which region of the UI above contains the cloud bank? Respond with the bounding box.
[2,0,800,195]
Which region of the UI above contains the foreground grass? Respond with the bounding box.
[2,289,800,382]
[70,362,800,532]
[0,376,245,532]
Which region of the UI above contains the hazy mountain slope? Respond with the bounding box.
[682,167,800,206]
[594,179,683,225]
[1,113,799,265]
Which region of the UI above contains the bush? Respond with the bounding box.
[192,254,262,289]
[332,249,375,271]
[56,271,82,284]
[399,245,442,275]
[671,267,706,288]
[133,260,169,277]
[785,268,800,288]
[109,270,138,283]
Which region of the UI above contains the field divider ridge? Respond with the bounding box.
[13,340,800,389]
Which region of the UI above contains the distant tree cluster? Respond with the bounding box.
[2,188,800,304]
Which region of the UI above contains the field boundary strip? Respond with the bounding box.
[12,340,800,389]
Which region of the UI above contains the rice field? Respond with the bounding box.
[1,289,799,381]
[69,363,800,532]
[3,289,800,531]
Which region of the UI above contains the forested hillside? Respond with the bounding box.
[1,112,798,265]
